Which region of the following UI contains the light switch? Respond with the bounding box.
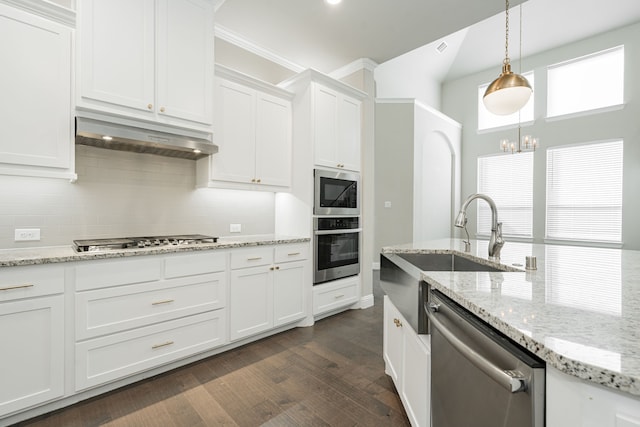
[230,223,242,233]
[384,201,392,208]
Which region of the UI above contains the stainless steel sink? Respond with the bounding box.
[395,253,505,272]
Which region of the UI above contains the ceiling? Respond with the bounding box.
[215,0,640,81]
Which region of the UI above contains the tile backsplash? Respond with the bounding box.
[0,145,275,249]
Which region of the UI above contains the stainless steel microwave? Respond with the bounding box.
[314,169,360,216]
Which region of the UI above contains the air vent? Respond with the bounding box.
[436,41,448,54]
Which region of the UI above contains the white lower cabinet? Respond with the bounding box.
[312,275,360,316]
[75,310,226,390]
[74,252,228,391]
[229,244,309,341]
[383,296,430,427]
[547,366,640,427]
[0,265,65,417]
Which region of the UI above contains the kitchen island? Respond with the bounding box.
[382,238,640,426]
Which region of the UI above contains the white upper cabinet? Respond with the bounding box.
[313,84,362,172]
[77,0,214,132]
[279,69,365,173]
[0,2,75,180]
[197,66,293,190]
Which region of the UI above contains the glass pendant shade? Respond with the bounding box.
[483,63,532,115]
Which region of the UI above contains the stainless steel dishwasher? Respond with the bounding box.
[426,289,545,427]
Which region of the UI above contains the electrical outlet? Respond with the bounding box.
[15,228,41,241]
[229,223,242,233]
[384,201,392,208]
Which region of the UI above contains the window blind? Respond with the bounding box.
[547,46,624,118]
[477,152,533,238]
[546,140,623,243]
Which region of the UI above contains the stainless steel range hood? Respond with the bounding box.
[75,117,218,160]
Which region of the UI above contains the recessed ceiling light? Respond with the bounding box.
[325,0,342,5]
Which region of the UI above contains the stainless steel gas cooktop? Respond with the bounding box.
[73,234,218,252]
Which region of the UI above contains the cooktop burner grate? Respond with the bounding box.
[73,234,218,252]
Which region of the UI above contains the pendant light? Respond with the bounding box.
[483,0,532,115]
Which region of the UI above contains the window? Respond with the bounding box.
[547,46,624,118]
[477,152,533,238]
[546,140,623,244]
[478,71,534,131]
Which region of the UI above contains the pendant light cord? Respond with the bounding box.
[504,0,510,66]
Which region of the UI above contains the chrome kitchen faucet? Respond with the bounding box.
[455,193,504,259]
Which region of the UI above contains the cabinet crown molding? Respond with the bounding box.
[278,69,367,100]
[0,0,75,26]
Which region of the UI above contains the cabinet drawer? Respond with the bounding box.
[75,310,227,391]
[76,272,226,340]
[275,244,309,264]
[0,264,64,302]
[75,257,162,291]
[230,247,273,269]
[313,278,359,315]
[164,251,226,278]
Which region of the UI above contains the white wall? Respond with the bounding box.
[441,21,640,249]
[375,54,442,110]
[0,145,275,249]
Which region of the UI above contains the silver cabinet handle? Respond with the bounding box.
[152,341,174,350]
[334,294,344,299]
[287,252,300,256]
[247,257,262,261]
[425,306,526,393]
[314,228,362,235]
[152,299,174,306]
[0,284,34,291]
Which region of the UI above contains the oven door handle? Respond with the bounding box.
[314,228,362,235]
[425,302,527,393]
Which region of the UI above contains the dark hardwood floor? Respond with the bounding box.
[17,280,410,427]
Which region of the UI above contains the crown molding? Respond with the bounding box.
[214,24,306,73]
[0,0,75,26]
[329,58,378,80]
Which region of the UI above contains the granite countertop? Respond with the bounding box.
[382,238,640,397]
[0,235,310,267]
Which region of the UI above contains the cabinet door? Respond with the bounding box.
[156,0,214,125]
[78,0,155,113]
[0,4,72,171]
[210,78,257,184]
[254,92,292,187]
[383,296,403,384]
[273,261,306,327]
[402,334,430,427]
[0,295,64,416]
[337,96,361,171]
[229,266,273,341]
[313,85,339,169]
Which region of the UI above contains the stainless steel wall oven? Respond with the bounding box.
[313,217,360,284]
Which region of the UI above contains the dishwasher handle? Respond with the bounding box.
[426,302,527,393]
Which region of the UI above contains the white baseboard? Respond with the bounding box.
[359,293,374,309]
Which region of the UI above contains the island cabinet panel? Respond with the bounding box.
[0,261,65,418]
[383,296,430,427]
[0,2,74,180]
[547,366,640,427]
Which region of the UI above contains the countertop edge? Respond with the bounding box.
[0,237,311,267]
